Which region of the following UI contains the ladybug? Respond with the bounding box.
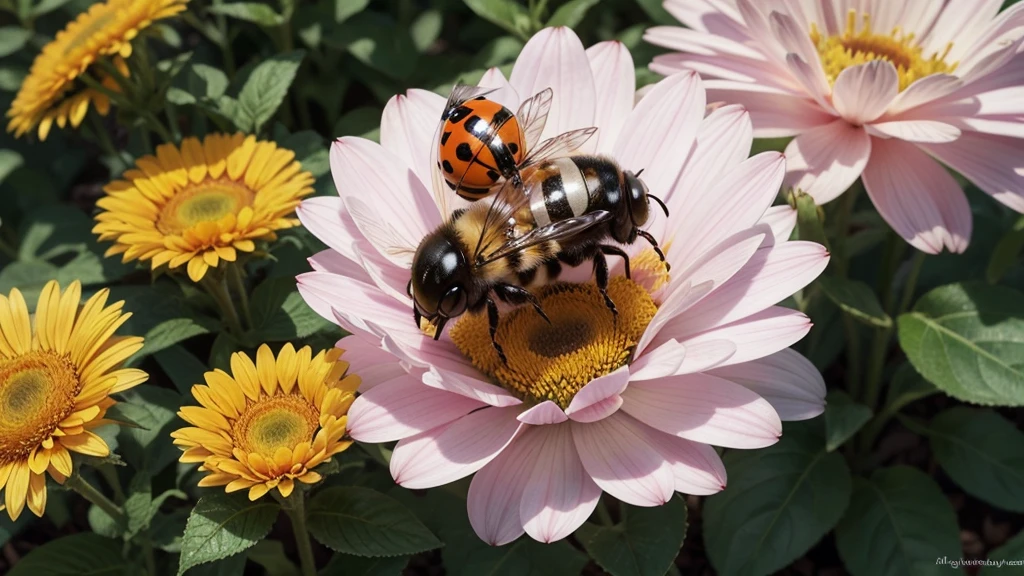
[437,86,526,200]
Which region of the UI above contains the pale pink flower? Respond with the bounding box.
[297,27,828,545]
[646,0,1024,254]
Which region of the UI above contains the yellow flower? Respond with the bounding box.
[172,344,359,500]
[0,281,147,520]
[6,0,188,140]
[93,133,315,282]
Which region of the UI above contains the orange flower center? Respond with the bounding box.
[0,351,80,463]
[156,179,254,234]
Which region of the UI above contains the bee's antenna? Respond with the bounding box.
[648,194,670,217]
[635,168,645,177]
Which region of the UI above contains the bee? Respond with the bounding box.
[410,152,669,363]
[434,83,595,202]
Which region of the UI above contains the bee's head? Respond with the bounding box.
[410,230,471,337]
[623,170,651,226]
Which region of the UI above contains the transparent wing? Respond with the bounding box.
[429,113,459,218]
[520,127,598,169]
[469,172,535,263]
[480,211,614,265]
[445,82,498,116]
[516,88,553,152]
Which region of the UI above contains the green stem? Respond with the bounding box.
[204,273,245,337]
[142,540,157,576]
[77,73,131,109]
[596,498,615,527]
[283,493,317,576]
[66,473,126,526]
[140,110,174,143]
[212,0,236,78]
[228,262,253,331]
[97,465,126,504]
[833,185,862,396]
[897,251,926,317]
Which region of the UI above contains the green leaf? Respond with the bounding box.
[926,407,1024,512]
[897,282,1024,406]
[634,0,677,25]
[883,363,937,416]
[247,540,299,576]
[109,283,218,364]
[462,0,532,38]
[336,13,418,80]
[30,0,75,17]
[983,530,1024,575]
[178,492,280,575]
[546,0,599,27]
[793,190,829,250]
[333,106,381,141]
[0,27,30,57]
[704,420,852,576]
[987,215,1024,284]
[458,539,588,576]
[278,130,328,178]
[576,497,688,576]
[168,64,230,106]
[247,276,332,343]
[7,533,128,576]
[0,260,59,307]
[112,385,183,474]
[208,2,285,26]
[230,51,305,133]
[835,466,960,576]
[155,345,209,394]
[335,0,369,23]
[817,275,892,328]
[306,486,442,557]
[320,553,408,575]
[184,553,247,576]
[0,149,23,186]
[122,472,185,538]
[824,390,872,452]
[410,10,442,52]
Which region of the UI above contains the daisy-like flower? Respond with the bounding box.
[297,27,829,545]
[646,0,1024,253]
[93,134,314,282]
[171,344,358,501]
[6,0,188,140]
[0,280,147,520]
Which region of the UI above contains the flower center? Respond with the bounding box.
[451,277,656,408]
[0,352,80,463]
[811,10,956,91]
[156,179,253,234]
[232,395,319,458]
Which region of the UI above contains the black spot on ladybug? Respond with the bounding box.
[442,160,454,174]
[466,115,488,135]
[475,96,486,100]
[456,143,473,161]
[487,170,499,182]
[448,106,471,123]
[445,179,456,190]
[440,131,451,145]
[507,142,519,154]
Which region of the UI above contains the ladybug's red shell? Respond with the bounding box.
[438,98,526,200]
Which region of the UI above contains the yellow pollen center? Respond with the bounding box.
[632,246,672,293]
[0,352,80,463]
[451,277,657,408]
[233,395,319,458]
[811,10,957,91]
[157,179,253,234]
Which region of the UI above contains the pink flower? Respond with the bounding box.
[646,0,1024,254]
[297,27,829,545]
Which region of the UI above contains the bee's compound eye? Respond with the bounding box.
[439,285,468,318]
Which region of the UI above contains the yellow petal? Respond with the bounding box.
[27,472,47,517]
[256,345,278,395]
[276,477,294,498]
[5,461,29,521]
[248,483,270,501]
[59,430,110,457]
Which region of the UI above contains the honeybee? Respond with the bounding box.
[433,83,595,202]
[410,151,669,363]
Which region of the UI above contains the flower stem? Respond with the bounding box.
[66,473,126,526]
[228,262,253,331]
[283,492,317,576]
[596,498,615,527]
[204,273,245,337]
[833,185,863,397]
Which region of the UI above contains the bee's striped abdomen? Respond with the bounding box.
[528,157,590,227]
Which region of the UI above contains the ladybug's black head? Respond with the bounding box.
[410,229,471,339]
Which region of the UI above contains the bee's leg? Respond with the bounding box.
[599,245,631,279]
[636,229,670,272]
[494,283,550,324]
[486,297,508,365]
[591,251,618,318]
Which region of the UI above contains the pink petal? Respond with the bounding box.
[622,373,782,449]
[336,334,404,392]
[758,205,797,242]
[645,25,765,60]
[572,413,675,506]
[390,406,523,489]
[648,429,728,495]
[380,89,446,192]
[520,425,601,543]
[586,41,634,153]
[887,74,962,115]
[784,119,872,204]
[679,306,813,367]
[612,71,706,212]
[651,52,792,89]
[518,401,569,425]
[919,132,1024,214]
[478,67,521,111]
[296,196,361,262]
[509,27,595,142]
[674,340,737,374]
[862,138,972,254]
[675,241,829,335]
[769,13,830,104]
[630,340,687,381]
[347,373,485,442]
[663,0,745,35]
[565,367,630,423]
[831,60,899,124]
[671,226,767,297]
[422,367,522,407]
[704,80,835,138]
[867,120,961,143]
[709,348,826,421]
[636,280,715,356]
[297,271,411,336]
[468,429,545,545]
[307,249,372,283]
